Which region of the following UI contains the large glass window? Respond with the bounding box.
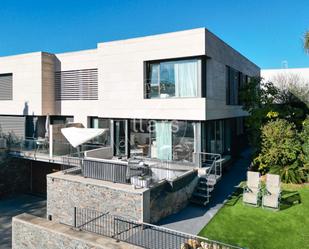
[114,120,126,156]
[146,58,201,99]
[89,117,111,146]
[130,120,151,157]
[154,121,173,160]
[129,119,196,162]
[205,119,233,155]
[207,120,224,154]
[172,121,195,162]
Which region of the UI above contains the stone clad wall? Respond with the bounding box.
[12,213,142,249]
[47,170,198,225]
[47,172,149,225]
[150,170,198,223]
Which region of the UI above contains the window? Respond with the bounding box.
[55,69,98,100]
[226,67,249,105]
[145,58,201,98]
[129,119,196,162]
[172,121,195,162]
[130,120,151,157]
[206,120,224,154]
[0,73,13,100]
[226,66,239,105]
[89,117,111,146]
[204,119,233,155]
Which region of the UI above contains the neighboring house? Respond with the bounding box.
[0,28,259,161]
[262,67,309,91]
[262,68,309,106]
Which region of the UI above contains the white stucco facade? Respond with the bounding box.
[0,28,260,126]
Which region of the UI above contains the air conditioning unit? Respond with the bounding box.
[0,138,7,149]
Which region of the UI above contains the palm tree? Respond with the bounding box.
[304,30,309,53]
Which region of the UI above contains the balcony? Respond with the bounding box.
[7,137,103,166]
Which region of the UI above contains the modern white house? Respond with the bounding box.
[4,28,259,249]
[0,28,259,163]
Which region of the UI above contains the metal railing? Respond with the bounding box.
[74,207,244,249]
[61,156,83,170]
[195,152,222,205]
[82,159,129,183]
[198,152,222,177]
[81,158,150,184]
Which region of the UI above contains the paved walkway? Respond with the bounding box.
[0,194,46,249]
[158,149,251,235]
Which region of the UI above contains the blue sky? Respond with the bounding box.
[0,0,308,69]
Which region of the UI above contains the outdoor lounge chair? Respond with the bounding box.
[262,173,281,210]
[243,171,260,206]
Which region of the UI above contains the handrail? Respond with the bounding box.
[195,152,222,205]
[74,207,244,249]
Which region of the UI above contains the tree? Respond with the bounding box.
[240,75,309,150]
[300,117,309,169]
[239,77,281,149]
[271,72,309,110]
[254,119,305,183]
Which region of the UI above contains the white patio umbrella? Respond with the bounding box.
[61,127,107,148]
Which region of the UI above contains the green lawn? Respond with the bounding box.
[199,184,309,249]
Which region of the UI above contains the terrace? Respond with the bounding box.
[6,122,223,186]
[6,123,224,225]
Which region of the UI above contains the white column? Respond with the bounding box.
[49,124,53,158]
[194,122,202,167]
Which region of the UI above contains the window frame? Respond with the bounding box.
[144,56,205,99]
[226,66,249,106]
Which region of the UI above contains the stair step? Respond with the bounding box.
[192,192,210,199]
[199,179,217,186]
[192,171,222,207]
[200,175,220,183]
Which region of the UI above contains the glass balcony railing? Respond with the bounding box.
[8,138,49,158]
[8,137,106,161]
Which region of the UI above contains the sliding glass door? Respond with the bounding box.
[114,120,127,157]
[206,120,224,154]
[89,117,111,146]
[150,120,196,162]
[204,119,234,155]
[154,121,172,160]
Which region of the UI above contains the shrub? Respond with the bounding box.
[300,117,309,170]
[254,119,306,183]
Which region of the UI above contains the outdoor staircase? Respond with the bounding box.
[190,153,222,206]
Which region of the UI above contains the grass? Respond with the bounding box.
[199,184,309,249]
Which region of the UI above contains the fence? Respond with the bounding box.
[74,207,244,249]
[61,156,82,170]
[82,159,128,183]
